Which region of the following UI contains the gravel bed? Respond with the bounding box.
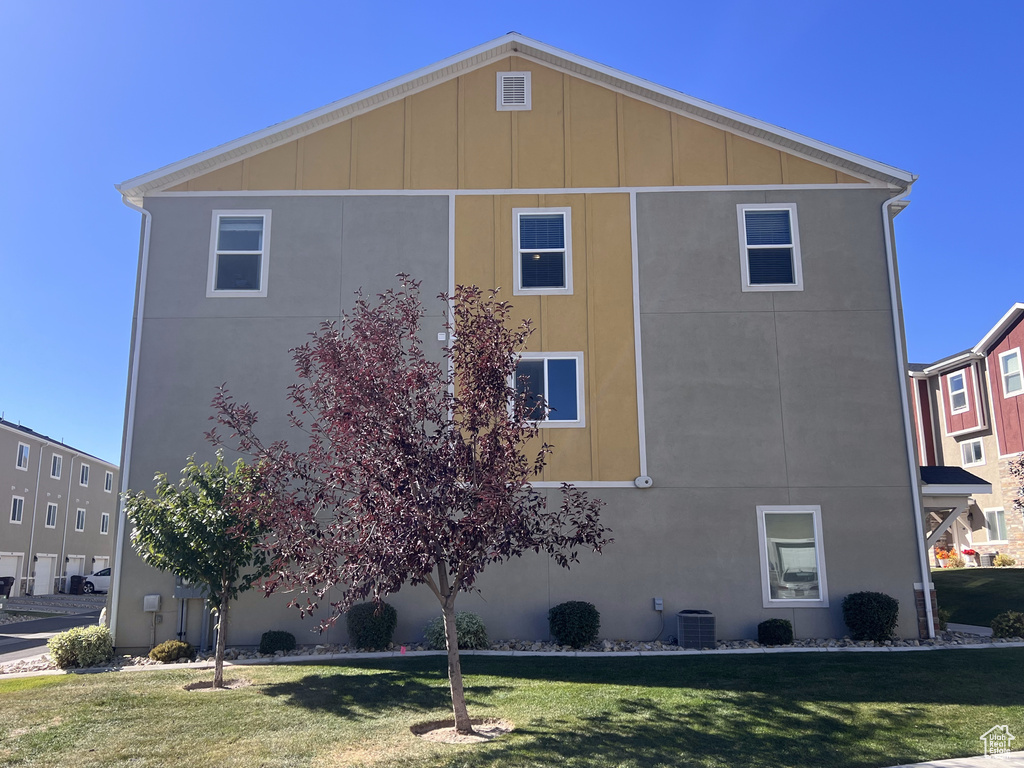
[4,629,1023,677]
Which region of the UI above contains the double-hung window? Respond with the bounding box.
[104,471,113,493]
[948,371,968,413]
[985,509,1008,543]
[45,503,58,528]
[101,513,110,535]
[1000,349,1023,398]
[738,203,803,291]
[208,211,271,297]
[757,505,828,607]
[960,438,984,467]
[80,464,89,487]
[10,496,24,524]
[75,509,86,532]
[513,208,572,295]
[50,454,62,479]
[514,352,585,427]
[16,443,29,470]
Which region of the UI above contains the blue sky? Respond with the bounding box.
[0,1,1021,466]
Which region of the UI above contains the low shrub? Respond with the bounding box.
[346,602,397,650]
[937,607,951,632]
[757,618,793,646]
[991,610,1024,638]
[259,630,297,655]
[548,601,600,648]
[946,553,966,568]
[47,625,114,669]
[842,591,900,642]
[994,553,1017,567]
[149,639,195,663]
[423,612,489,650]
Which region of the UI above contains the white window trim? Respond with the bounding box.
[516,351,586,428]
[737,203,804,292]
[207,209,272,298]
[10,496,25,524]
[512,207,573,296]
[50,453,62,479]
[496,71,532,111]
[45,502,58,529]
[756,505,828,608]
[75,508,86,532]
[104,471,113,493]
[984,507,1008,544]
[16,442,29,471]
[999,348,1023,398]
[948,371,969,414]
[79,463,90,487]
[960,438,985,467]
[100,512,110,535]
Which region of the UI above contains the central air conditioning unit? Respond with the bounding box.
[677,610,716,649]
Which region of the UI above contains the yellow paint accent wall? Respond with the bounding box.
[179,59,863,193]
[455,193,640,482]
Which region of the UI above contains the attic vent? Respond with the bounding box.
[497,71,531,111]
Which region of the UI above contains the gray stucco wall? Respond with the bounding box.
[114,187,924,651]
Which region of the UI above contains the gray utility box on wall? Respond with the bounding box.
[677,610,716,649]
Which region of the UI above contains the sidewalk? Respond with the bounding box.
[885,752,1024,767]
[1,593,107,616]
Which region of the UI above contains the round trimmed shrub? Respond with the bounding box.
[259,630,297,655]
[346,601,398,650]
[842,591,900,642]
[991,610,1024,638]
[47,625,114,668]
[757,618,794,646]
[423,612,489,650]
[149,639,196,663]
[548,601,600,648]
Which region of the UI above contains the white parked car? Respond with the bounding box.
[82,568,111,594]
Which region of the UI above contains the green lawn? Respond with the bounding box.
[933,567,1024,625]
[1,652,1023,768]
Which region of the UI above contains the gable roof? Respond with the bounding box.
[117,33,915,205]
[0,417,118,468]
[973,302,1024,354]
[911,302,1024,375]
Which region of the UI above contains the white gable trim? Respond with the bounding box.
[973,303,1024,355]
[117,33,914,205]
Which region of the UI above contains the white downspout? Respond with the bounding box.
[59,455,75,588]
[25,441,48,593]
[881,183,935,639]
[109,198,152,642]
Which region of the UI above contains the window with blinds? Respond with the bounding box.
[497,71,531,111]
[513,208,572,295]
[737,204,804,292]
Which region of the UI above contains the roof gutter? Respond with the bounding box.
[881,183,935,639]
[108,195,152,643]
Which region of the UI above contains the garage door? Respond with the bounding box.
[66,555,85,592]
[34,555,56,596]
[0,553,22,579]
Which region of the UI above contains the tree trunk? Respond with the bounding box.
[442,599,474,735]
[213,581,230,689]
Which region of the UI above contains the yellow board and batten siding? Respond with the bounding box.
[168,57,863,481]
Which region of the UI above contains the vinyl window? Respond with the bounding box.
[75,509,86,532]
[10,496,24,524]
[101,513,110,535]
[948,371,969,413]
[207,211,271,297]
[50,454,62,479]
[80,464,89,487]
[513,209,572,295]
[514,352,585,427]
[16,443,29,470]
[45,503,58,528]
[757,505,828,607]
[1000,349,1023,398]
[985,509,1008,543]
[738,203,803,291]
[104,471,113,493]
[960,438,984,467]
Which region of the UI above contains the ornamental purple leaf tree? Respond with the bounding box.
[209,277,610,734]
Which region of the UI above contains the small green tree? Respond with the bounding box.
[124,452,269,688]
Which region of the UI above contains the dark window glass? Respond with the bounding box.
[515,360,546,420]
[546,358,578,421]
[744,210,792,245]
[521,252,565,289]
[520,214,564,249]
[748,248,794,285]
[217,217,263,251]
[216,253,261,291]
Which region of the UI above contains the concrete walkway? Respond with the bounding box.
[885,752,1024,766]
[947,623,994,637]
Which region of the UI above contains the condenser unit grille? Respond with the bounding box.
[677,610,716,649]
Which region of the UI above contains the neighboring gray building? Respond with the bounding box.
[110,34,930,652]
[1,418,118,596]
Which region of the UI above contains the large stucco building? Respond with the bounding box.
[1,418,118,596]
[110,35,930,651]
